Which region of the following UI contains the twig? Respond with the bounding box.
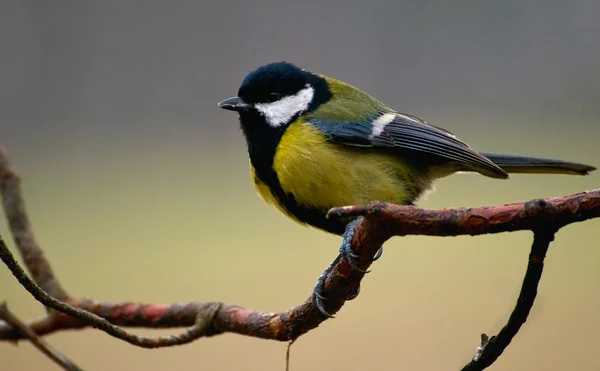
[0,302,83,371]
[285,339,295,371]
[0,145,68,300]
[460,230,555,370]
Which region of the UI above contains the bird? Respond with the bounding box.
[218,61,595,315]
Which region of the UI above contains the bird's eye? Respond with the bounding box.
[267,92,280,102]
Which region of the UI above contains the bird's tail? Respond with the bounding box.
[480,153,596,176]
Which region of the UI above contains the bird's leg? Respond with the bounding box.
[311,217,384,317]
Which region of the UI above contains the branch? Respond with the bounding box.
[2,191,598,341]
[460,230,554,370]
[1,142,599,370]
[327,190,600,236]
[0,234,343,343]
[0,302,83,371]
[0,145,68,301]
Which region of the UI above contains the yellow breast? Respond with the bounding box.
[253,120,421,216]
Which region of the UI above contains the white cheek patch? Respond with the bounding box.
[255,84,315,127]
[369,112,396,139]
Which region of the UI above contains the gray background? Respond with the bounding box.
[2,1,599,370]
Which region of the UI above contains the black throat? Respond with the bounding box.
[239,110,286,186]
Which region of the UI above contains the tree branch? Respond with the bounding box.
[460,230,555,370]
[1,143,599,370]
[327,190,600,237]
[2,191,599,340]
[0,145,68,301]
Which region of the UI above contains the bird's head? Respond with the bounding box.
[218,62,332,131]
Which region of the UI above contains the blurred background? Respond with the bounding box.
[1,1,599,370]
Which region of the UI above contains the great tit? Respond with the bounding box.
[218,61,595,315]
[219,61,594,233]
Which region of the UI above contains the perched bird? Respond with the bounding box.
[218,61,595,315]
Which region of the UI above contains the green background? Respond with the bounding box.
[2,1,599,370]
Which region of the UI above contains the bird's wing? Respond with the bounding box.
[308,112,508,179]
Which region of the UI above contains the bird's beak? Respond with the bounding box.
[218,97,251,111]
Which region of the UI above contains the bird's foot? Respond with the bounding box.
[311,217,384,317]
[312,254,341,317]
[339,217,384,273]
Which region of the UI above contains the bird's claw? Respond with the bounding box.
[339,218,384,272]
[372,246,384,261]
[311,217,384,317]
[312,257,338,317]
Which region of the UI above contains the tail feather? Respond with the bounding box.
[480,153,596,176]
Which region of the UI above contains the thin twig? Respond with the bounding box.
[460,230,556,370]
[0,302,83,371]
[0,145,68,300]
[285,339,295,371]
